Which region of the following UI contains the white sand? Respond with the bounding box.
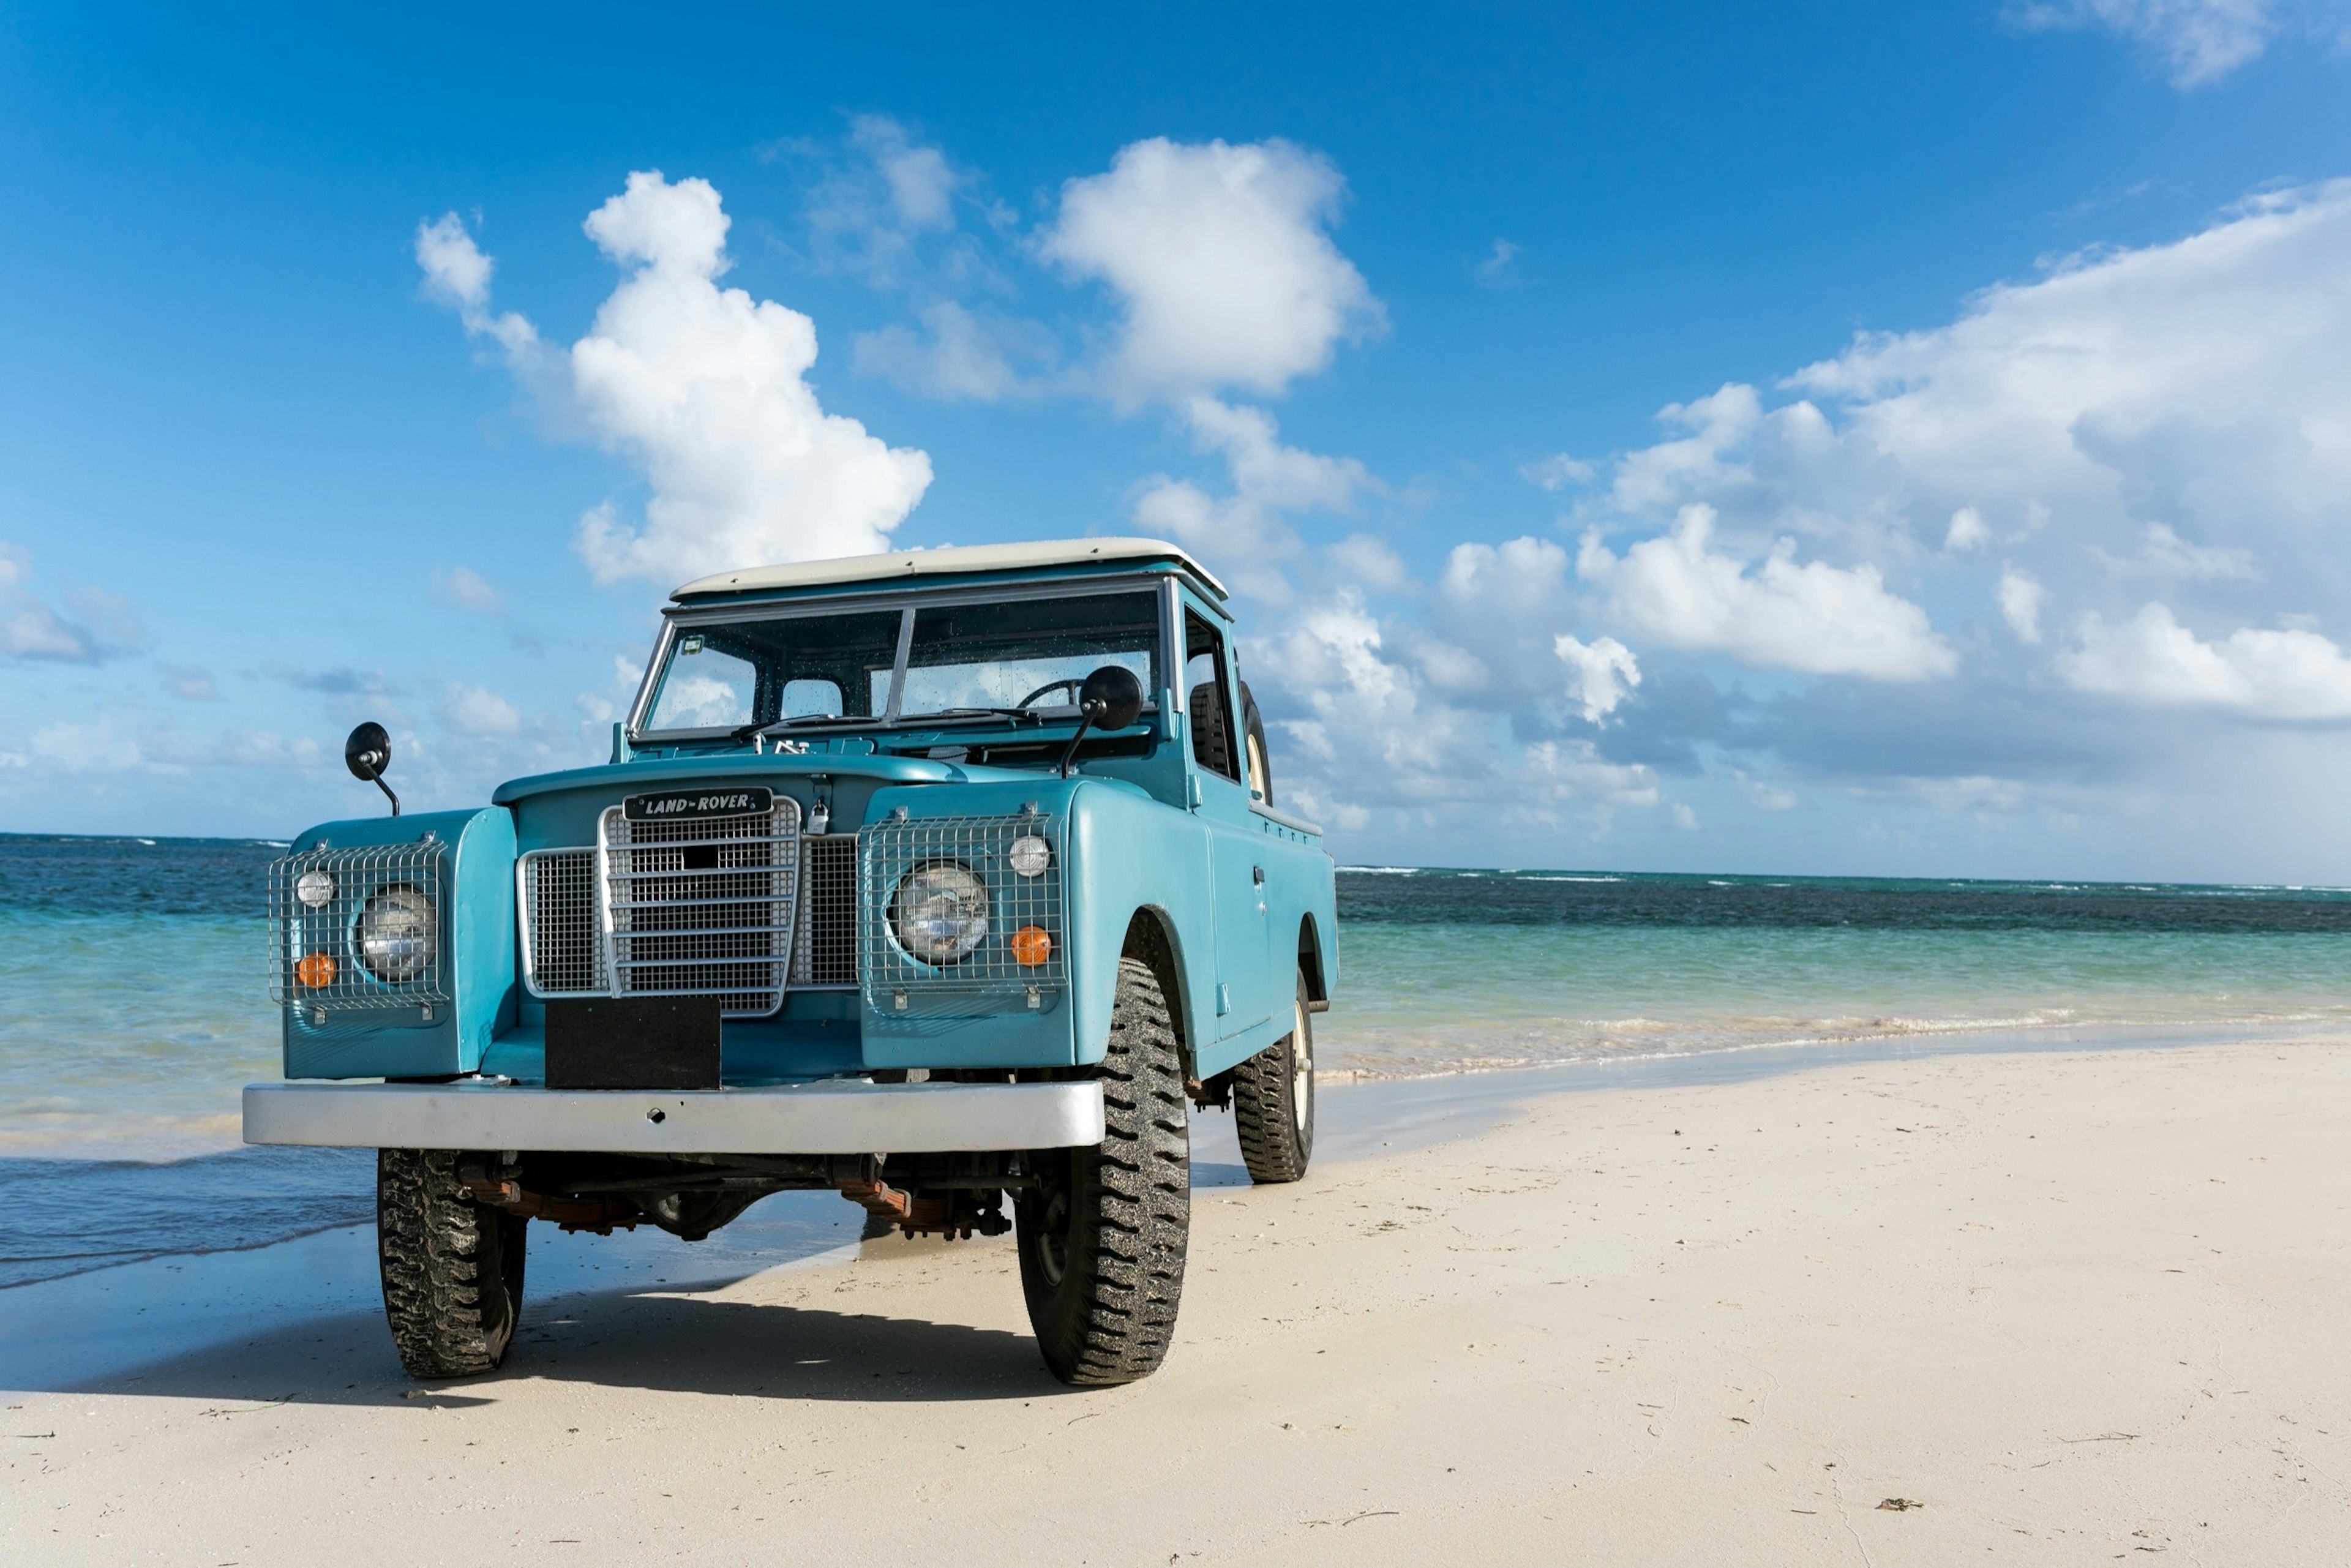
[7,1038,2349,1564]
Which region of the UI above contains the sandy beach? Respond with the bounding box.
[6,1037,2348,1564]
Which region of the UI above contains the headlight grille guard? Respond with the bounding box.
[268,841,451,1009]
[860,812,1067,1011]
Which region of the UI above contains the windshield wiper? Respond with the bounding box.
[899,707,1054,725]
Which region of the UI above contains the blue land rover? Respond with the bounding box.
[249,538,1338,1386]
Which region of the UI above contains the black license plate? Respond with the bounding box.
[623,786,774,823]
[544,996,723,1090]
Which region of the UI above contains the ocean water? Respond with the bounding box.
[1330,868,2351,1075]
[4,833,2349,1288]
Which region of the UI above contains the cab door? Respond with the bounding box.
[1182,606,1274,1042]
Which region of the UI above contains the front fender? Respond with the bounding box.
[855,778,1213,1073]
[276,806,517,1080]
[1065,781,1217,1068]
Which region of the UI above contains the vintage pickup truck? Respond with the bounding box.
[248,538,1338,1386]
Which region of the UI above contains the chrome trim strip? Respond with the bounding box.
[884,604,915,722]
[1247,800,1324,836]
[243,1078,1106,1154]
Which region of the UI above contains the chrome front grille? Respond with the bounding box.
[860,812,1067,1011]
[521,818,864,1005]
[599,799,802,1017]
[792,834,859,986]
[268,839,451,1010]
[519,849,604,994]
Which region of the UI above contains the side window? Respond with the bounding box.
[1183,609,1239,782]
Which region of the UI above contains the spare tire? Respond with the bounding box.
[1239,681,1272,805]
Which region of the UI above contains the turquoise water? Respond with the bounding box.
[1324,866,2351,1073]
[6,836,2349,1157]
[4,835,2350,1288]
[1330,919,2351,1074]
[1,838,284,1159]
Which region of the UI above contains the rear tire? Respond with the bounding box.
[1015,956,1190,1384]
[1232,974,1316,1183]
[377,1149,528,1379]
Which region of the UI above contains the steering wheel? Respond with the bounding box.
[1014,677,1086,710]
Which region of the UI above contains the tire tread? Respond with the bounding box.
[1231,976,1314,1184]
[377,1148,523,1380]
[1019,956,1190,1385]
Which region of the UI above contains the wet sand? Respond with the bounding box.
[6,1037,2349,1564]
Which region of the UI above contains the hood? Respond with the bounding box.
[490,749,1044,809]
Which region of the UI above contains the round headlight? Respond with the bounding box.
[1007,835,1052,878]
[295,868,336,908]
[355,884,438,983]
[890,862,989,966]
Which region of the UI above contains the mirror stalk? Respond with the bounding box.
[1056,714,1097,780]
[1057,665,1146,780]
[367,770,400,816]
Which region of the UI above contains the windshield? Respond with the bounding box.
[642,609,902,733]
[636,590,1163,736]
[897,592,1159,719]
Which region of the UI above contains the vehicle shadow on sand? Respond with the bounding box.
[70,1275,1073,1408]
[39,1165,1259,1408]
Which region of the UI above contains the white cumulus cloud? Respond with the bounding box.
[1562,178,2351,760]
[419,173,934,588]
[1130,397,1370,601]
[1577,505,1957,681]
[1043,137,1384,402]
[414,214,539,358]
[1554,634,1641,723]
[1417,538,1642,724]
[1254,588,1657,834]
[2058,602,2351,719]
[1777,181,2351,573]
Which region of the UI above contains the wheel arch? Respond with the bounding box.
[1295,913,1330,1010]
[1120,905,1197,1077]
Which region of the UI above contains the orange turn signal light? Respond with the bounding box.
[294,951,338,989]
[1010,926,1052,967]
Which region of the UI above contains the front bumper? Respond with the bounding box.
[242,1078,1104,1155]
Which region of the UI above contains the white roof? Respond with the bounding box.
[672,537,1227,601]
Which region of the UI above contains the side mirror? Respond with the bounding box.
[1078,664,1145,730]
[345,721,400,816]
[1058,665,1146,778]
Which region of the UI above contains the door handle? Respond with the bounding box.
[1251,865,1265,885]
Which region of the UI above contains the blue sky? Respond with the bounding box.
[4,2,2350,879]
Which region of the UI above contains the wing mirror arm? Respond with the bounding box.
[345,721,400,816]
[1058,666,1144,780]
[1056,716,1094,781]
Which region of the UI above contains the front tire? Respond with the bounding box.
[1015,956,1190,1384]
[377,1149,528,1379]
[1232,975,1315,1183]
